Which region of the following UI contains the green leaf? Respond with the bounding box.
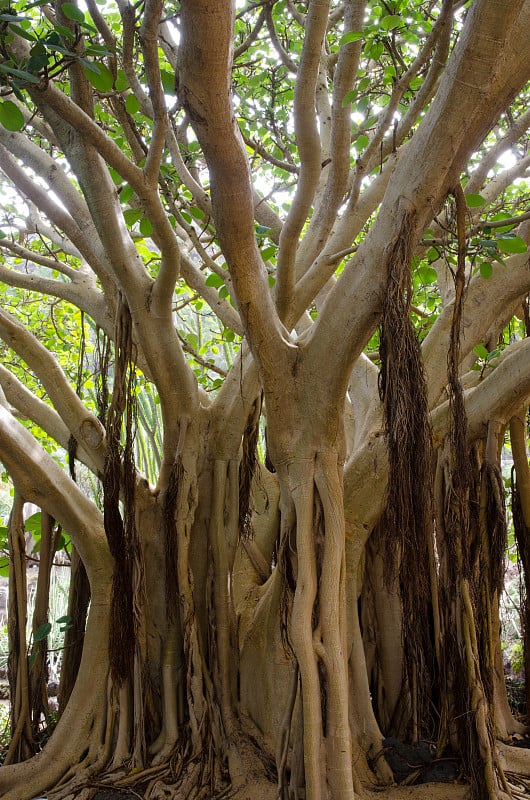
[85,44,116,57]
[185,332,198,350]
[8,22,37,41]
[489,212,515,233]
[0,63,40,83]
[0,100,24,131]
[25,512,42,536]
[123,208,142,226]
[223,328,235,342]
[27,43,50,72]
[160,69,175,95]
[205,273,224,288]
[0,13,28,22]
[45,43,77,56]
[479,261,493,279]
[84,62,114,92]
[125,93,141,115]
[353,133,369,152]
[120,186,134,206]
[479,238,497,250]
[34,621,52,643]
[417,265,437,284]
[380,15,402,30]
[115,69,129,92]
[139,217,153,237]
[366,41,384,60]
[61,3,85,23]
[78,20,98,35]
[51,23,76,39]
[261,245,276,261]
[108,167,123,186]
[473,344,489,360]
[78,57,102,74]
[497,235,527,255]
[465,193,486,208]
[340,31,364,45]
[342,89,357,107]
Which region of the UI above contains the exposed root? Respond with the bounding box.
[505,771,530,799]
[276,662,299,798]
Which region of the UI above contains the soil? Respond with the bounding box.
[93,794,140,800]
[87,784,469,800]
[225,782,469,800]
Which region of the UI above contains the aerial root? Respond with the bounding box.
[505,771,530,800]
[497,742,530,777]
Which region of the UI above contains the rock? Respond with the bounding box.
[383,737,432,783]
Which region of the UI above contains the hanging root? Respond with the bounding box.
[276,662,299,799]
[163,451,184,615]
[438,185,507,800]
[378,207,436,739]
[103,297,138,688]
[239,396,261,540]
[510,429,530,719]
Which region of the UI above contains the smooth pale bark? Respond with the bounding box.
[0,310,106,469]
[309,0,530,390]
[0,411,114,799]
[510,414,530,528]
[432,339,530,442]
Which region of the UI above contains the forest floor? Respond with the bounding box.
[88,783,469,800]
[225,782,469,800]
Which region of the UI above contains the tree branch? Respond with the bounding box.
[0,240,79,280]
[294,0,366,279]
[0,143,112,289]
[291,154,396,324]
[359,0,453,178]
[0,404,108,569]
[0,365,100,475]
[310,0,530,394]
[264,3,298,73]
[139,0,168,187]
[234,6,266,59]
[275,0,330,319]
[179,0,288,380]
[423,241,530,407]
[466,106,530,194]
[0,306,107,469]
[431,338,530,442]
[180,252,243,335]
[0,128,96,238]
[0,260,111,336]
